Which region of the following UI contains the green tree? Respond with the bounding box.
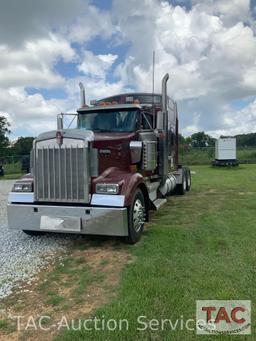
[0,115,10,151]
[234,133,256,147]
[190,131,215,148]
[12,137,35,156]
[178,133,185,145]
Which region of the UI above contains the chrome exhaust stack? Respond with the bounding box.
[79,82,86,107]
[57,113,63,130]
[158,73,169,179]
[161,73,169,112]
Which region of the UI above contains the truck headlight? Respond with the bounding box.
[96,183,119,195]
[12,182,33,192]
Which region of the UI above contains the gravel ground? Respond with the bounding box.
[0,181,73,299]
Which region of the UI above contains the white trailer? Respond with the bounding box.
[213,137,238,166]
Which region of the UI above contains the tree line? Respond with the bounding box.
[179,132,256,148]
[0,116,35,157]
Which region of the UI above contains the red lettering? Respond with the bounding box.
[202,307,216,322]
[215,307,231,323]
[231,307,246,324]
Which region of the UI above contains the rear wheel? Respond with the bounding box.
[185,168,191,191]
[23,230,45,236]
[126,189,145,244]
[176,168,187,195]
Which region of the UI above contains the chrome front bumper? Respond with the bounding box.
[7,204,128,236]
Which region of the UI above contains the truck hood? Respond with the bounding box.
[35,130,135,151]
[36,129,94,142]
[36,129,135,143]
[93,132,136,142]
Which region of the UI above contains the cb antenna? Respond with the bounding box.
[152,50,156,127]
[152,50,155,101]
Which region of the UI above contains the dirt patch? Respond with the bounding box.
[0,238,133,341]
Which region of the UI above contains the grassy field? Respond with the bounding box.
[0,165,255,340]
[51,164,256,340]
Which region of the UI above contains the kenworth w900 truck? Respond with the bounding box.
[8,74,191,244]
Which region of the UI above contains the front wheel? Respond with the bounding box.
[126,189,145,244]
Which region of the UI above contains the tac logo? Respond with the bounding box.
[196,300,251,335]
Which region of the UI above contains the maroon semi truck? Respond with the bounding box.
[7,74,191,244]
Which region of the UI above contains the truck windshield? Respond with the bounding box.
[78,109,138,132]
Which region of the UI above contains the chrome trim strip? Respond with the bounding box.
[42,147,45,198]
[64,145,67,199]
[53,145,56,199]
[47,147,50,200]
[76,145,79,199]
[70,145,73,197]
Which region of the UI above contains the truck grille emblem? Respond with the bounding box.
[56,131,63,146]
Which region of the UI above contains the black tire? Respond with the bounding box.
[23,230,45,236]
[185,168,191,191]
[126,188,145,244]
[176,168,187,195]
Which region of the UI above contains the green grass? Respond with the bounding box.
[0,173,22,180]
[0,161,24,179]
[0,319,9,331]
[56,164,256,340]
[180,146,215,165]
[38,255,94,308]
[2,161,22,174]
[0,319,16,333]
[46,293,65,306]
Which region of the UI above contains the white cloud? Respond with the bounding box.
[0,76,133,137]
[0,1,120,137]
[0,87,63,135]
[0,0,88,46]
[114,2,256,97]
[0,34,75,88]
[191,0,251,26]
[0,32,78,136]
[78,51,118,78]
[207,99,256,137]
[64,76,133,109]
[112,0,256,135]
[0,0,121,136]
[68,5,116,44]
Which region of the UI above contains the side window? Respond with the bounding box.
[142,113,153,129]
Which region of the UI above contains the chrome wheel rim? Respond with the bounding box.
[133,198,145,233]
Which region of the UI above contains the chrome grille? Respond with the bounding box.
[35,144,89,203]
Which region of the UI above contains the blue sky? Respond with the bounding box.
[0,0,255,138]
